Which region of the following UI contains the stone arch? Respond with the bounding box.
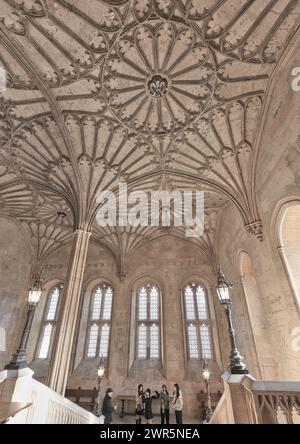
[274,200,300,313]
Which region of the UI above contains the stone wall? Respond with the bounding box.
[216,39,300,382]
[26,237,224,419]
[0,216,33,369]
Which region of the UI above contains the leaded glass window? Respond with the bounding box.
[136,285,161,359]
[38,284,63,359]
[87,283,113,359]
[183,283,213,360]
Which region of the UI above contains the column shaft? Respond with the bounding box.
[47,230,91,395]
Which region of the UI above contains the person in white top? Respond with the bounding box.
[172,383,183,424]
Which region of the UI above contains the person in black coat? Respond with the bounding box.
[102,387,115,424]
[143,388,159,424]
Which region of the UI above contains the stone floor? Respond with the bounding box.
[111,414,202,425]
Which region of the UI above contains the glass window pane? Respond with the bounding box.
[138,323,147,358]
[196,286,207,320]
[200,324,212,359]
[39,324,53,359]
[46,287,60,321]
[102,287,113,320]
[188,323,199,359]
[150,286,159,321]
[138,287,147,321]
[185,286,195,320]
[92,288,102,320]
[99,324,110,358]
[150,323,159,358]
[87,324,98,358]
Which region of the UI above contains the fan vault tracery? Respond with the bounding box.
[0,0,299,274]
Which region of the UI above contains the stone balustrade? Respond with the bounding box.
[210,375,300,424]
[0,368,98,424]
[209,392,232,424]
[252,381,300,424]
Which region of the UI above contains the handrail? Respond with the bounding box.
[2,375,99,424]
[251,381,300,424]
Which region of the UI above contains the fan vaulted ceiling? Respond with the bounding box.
[0,0,299,275]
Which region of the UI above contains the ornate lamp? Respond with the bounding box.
[215,268,248,375]
[97,362,105,380]
[94,359,105,417]
[6,274,43,370]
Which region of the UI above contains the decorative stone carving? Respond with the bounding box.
[245,221,263,242]
[104,20,216,135]
[3,12,26,35]
[1,0,300,263]
[147,74,168,98]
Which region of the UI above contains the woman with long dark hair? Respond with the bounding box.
[143,388,160,425]
[172,383,183,424]
[135,384,144,424]
[160,384,170,424]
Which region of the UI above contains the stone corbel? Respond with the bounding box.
[245,220,263,241]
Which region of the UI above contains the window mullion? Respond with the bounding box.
[98,320,103,357]
[197,320,202,359]
[147,289,150,359]
[100,288,105,321]
[193,287,198,322]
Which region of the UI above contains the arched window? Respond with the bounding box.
[136,284,160,360]
[183,283,212,360]
[86,283,113,358]
[279,204,300,307]
[37,284,63,359]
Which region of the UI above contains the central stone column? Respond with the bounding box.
[47,230,91,395]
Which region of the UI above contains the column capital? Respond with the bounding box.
[74,229,92,238]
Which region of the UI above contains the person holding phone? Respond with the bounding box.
[143,388,160,425]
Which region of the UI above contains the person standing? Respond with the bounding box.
[135,384,144,425]
[172,383,183,424]
[160,384,170,425]
[143,388,160,425]
[102,387,115,424]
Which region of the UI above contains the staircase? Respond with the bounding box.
[0,368,99,424]
[209,374,300,424]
